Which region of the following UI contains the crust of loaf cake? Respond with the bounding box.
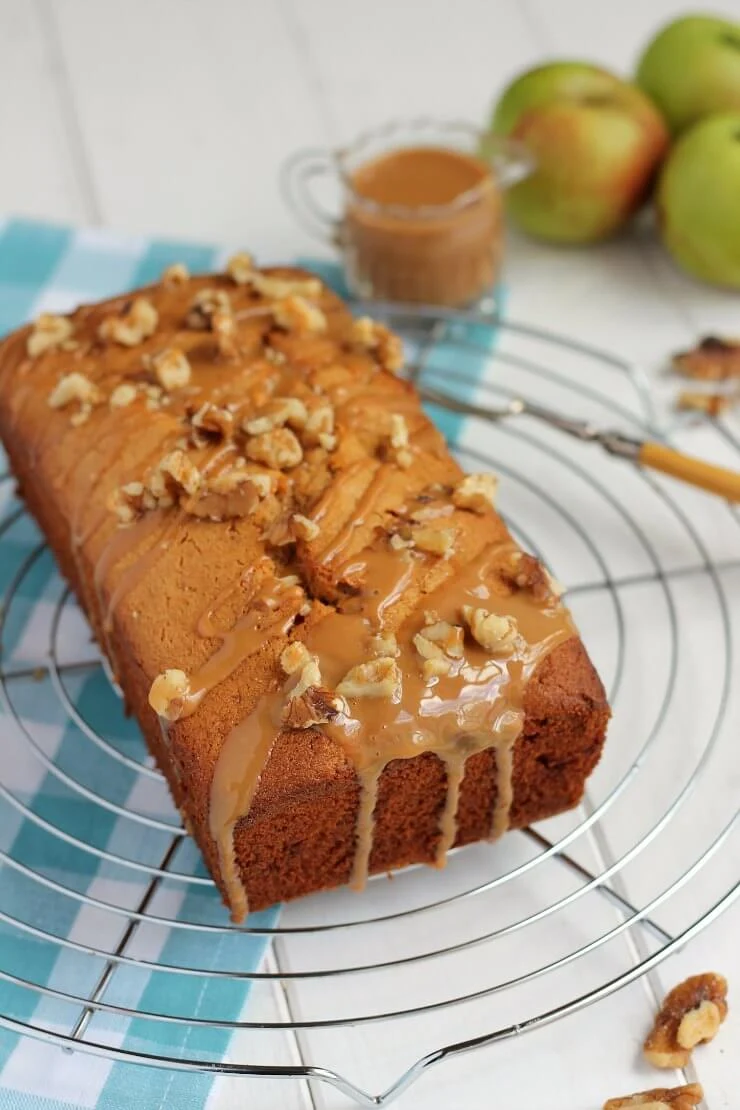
[0,267,609,913]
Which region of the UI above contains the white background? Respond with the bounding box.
[1,1,739,1108]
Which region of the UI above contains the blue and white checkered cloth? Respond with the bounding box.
[0,218,502,1110]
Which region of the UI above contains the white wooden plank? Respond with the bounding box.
[49,0,331,255]
[0,0,91,223]
[281,0,542,139]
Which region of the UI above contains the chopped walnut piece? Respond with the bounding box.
[99,297,158,347]
[48,371,100,411]
[190,401,234,443]
[264,345,287,366]
[673,335,740,380]
[148,669,191,721]
[369,632,399,658]
[144,384,165,411]
[410,503,454,523]
[352,316,404,373]
[302,403,335,446]
[414,619,464,681]
[413,631,446,662]
[27,313,75,357]
[644,972,728,1069]
[158,449,202,497]
[212,308,238,356]
[225,252,255,284]
[250,272,322,301]
[282,655,346,729]
[186,288,231,330]
[243,396,308,435]
[422,619,465,658]
[286,654,321,700]
[208,465,259,497]
[462,607,519,654]
[336,657,402,700]
[389,413,409,450]
[161,262,190,286]
[412,526,456,557]
[283,685,345,729]
[292,513,319,541]
[244,472,274,498]
[603,1083,703,1109]
[147,346,191,391]
[273,295,326,334]
[109,382,138,409]
[422,657,453,680]
[389,532,414,551]
[452,472,498,513]
[109,480,157,524]
[187,464,272,523]
[280,641,311,676]
[384,412,413,468]
[246,427,303,470]
[676,389,736,416]
[501,551,556,603]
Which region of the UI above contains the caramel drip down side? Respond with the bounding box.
[207,696,281,922]
[182,572,304,718]
[208,541,574,919]
[435,752,467,867]
[350,766,382,892]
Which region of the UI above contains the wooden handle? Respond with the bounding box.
[639,441,740,503]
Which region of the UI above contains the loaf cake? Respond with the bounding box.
[0,258,609,921]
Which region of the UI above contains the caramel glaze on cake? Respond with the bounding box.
[0,258,610,921]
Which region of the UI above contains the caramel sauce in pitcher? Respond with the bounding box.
[344,146,503,306]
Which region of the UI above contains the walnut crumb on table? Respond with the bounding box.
[672,336,740,381]
[676,389,737,417]
[643,972,728,1069]
[603,1082,703,1109]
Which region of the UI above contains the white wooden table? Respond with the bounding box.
[1,1,738,1107]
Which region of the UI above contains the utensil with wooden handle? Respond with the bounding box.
[419,386,740,504]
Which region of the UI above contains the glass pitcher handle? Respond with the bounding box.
[280,148,341,246]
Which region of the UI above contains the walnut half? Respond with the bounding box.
[673,336,740,381]
[462,606,519,654]
[336,657,401,700]
[644,972,728,1069]
[604,1083,703,1110]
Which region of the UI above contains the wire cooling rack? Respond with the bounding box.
[1,305,739,1107]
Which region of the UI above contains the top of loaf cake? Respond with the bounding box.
[0,257,583,920]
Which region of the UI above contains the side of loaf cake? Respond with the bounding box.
[0,257,609,921]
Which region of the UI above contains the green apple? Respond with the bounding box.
[636,14,740,135]
[487,62,669,244]
[657,112,740,287]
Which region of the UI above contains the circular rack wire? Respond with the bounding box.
[0,304,739,1107]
